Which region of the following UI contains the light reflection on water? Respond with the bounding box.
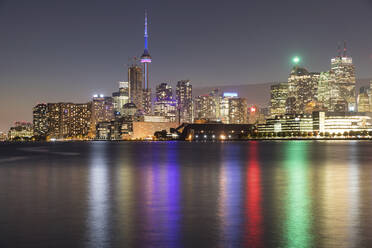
[1,141,372,247]
[87,142,110,247]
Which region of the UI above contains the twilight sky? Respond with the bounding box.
[1,0,372,131]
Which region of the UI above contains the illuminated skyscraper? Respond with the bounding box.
[91,95,114,134]
[270,82,288,117]
[176,80,193,123]
[330,42,356,111]
[220,92,238,123]
[317,71,335,110]
[194,89,221,122]
[228,98,248,124]
[141,10,152,114]
[112,81,130,115]
[288,66,319,113]
[154,83,177,122]
[358,87,371,112]
[33,103,48,137]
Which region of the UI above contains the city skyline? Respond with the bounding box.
[1,0,372,131]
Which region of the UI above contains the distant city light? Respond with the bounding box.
[292,56,300,64]
[250,106,256,112]
[100,94,104,98]
[223,92,238,97]
[93,94,98,98]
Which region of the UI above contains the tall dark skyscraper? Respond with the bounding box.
[140,10,152,114]
[128,63,143,110]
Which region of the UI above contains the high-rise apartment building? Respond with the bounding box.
[47,103,92,139]
[33,103,48,137]
[270,82,289,117]
[194,89,221,122]
[220,92,238,123]
[154,83,177,122]
[228,98,248,124]
[91,95,114,134]
[176,80,193,123]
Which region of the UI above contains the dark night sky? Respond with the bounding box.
[1,0,372,131]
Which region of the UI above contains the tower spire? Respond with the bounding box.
[337,42,341,57]
[144,9,148,53]
[140,9,152,114]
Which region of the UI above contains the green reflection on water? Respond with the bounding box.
[284,141,312,248]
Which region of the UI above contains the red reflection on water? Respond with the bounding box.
[245,142,262,247]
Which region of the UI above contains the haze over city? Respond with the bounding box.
[1,0,372,131]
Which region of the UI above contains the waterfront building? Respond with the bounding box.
[228,97,248,124]
[33,103,48,137]
[314,111,372,134]
[176,80,193,123]
[220,92,238,123]
[96,115,176,140]
[112,81,130,115]
[8,122,33,140]
[178,123,255,140]
[258,114,313,134]
[154,83,177,122]
[91,95,114,135]
[140,10,152,114]
[258,112,372,134]
[47,102,92,139]
[270,82,288,117]
[128,64,143,110]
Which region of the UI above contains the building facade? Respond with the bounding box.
[128,64,143,111]
[228,97,248,124]
[176,80,193,123]
[46,102,92,139]
[33,103,48,137]
[270,82,289,117]
[154,83,177,122]
[288,66,319,114]
[112,81,130,115]
[8,122,33,140]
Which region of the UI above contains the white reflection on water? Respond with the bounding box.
[87,143,109,247]
[218,144,243,247]
[348,142,360,248]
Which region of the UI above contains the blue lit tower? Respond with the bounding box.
[141,10,152,114]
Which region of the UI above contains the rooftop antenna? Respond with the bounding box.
[337,42,342,57]
[343,40,347,57]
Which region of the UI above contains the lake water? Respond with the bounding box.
[0,141,372,247]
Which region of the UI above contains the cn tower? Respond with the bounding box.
[140,10,152,114]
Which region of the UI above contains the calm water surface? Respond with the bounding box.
[0,141,372,248]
